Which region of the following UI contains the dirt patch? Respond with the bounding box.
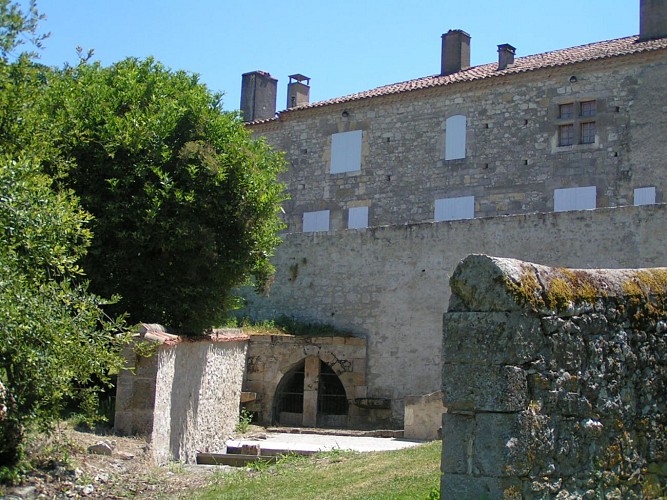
[0,423,242,499]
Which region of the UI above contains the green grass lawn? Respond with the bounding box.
[192,441,442,500]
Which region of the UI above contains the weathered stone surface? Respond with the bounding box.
[443,312,543,364]
[403,391,446,440]
[442,256,667,497]
[242,335,371,428]
[440,412,473,475]
[115,330,249,465]
[442,364,527,412]
[440,473,522,499]
[151,339,248,465]
[473,411,555,478]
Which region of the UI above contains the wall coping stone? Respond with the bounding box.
[449,254,667,315]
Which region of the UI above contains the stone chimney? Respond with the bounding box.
[441,29,471,76]
[497,44,516,70]
[286,74,311,109]
[240,71,277,122]
[639,0,667,41]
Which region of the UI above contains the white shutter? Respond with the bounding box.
[303,210,330,232]
[445,115,467,160]
[348,206,369,229]
[331,130,362,173]
[554,186,596,212]
[434,196,475,221]
[634,187,656,206]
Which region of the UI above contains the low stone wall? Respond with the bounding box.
[404,391,446,441]
[115,326,248,464]
[441,255,667,498]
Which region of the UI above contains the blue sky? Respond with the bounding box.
[25,1,639,113]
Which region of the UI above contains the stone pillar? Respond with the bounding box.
[302,355,320,427]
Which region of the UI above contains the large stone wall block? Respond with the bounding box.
[404,391,446,441]
[440,473,523,499]
[441,412,474,474]
[442,364,527,412]
[443,312,544,364]
[473,412,555,477]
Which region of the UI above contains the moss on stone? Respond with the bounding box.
[503,265,667,318]
[622,269,667,324]
[504,267,609,313]
[502,270,545,311]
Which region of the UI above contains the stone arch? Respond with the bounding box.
[272,358,306,425]
[244,336,367,427]
[271,354,350,427]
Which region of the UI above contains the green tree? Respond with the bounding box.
[0,157,126,467]
[0,1,126,467]
[41,58,286,333]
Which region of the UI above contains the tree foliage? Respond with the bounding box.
[0,0,286,469]
[40,58,286,333]
[0,2,126,467]
[0,0,47,60]
[0,158,126,466]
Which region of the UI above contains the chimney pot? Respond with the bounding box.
[441,29,471,76]
[639,0,667,41]
[287,74,311,109]
[497,43,516,70]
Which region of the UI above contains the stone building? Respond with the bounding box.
[237,0,667,428]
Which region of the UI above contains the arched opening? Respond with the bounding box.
[273,360,305,426]
[273,358,349,427]
[318,361,349,415]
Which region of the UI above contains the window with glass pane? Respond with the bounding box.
[559,124,574,146]
[580,122,596,144]
[559,103,574,119]
[580,101,596,117]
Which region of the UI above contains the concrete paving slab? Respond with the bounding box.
[226,432,426,453]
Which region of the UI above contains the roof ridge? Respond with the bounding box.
[246,34,667,125]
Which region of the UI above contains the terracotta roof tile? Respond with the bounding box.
[208,328,250,342]
[247,35,667,125]
[135,324,249,344]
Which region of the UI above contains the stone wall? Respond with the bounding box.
[240,203,667,425]
[115,327,248,465]
[441,255,667,498]
[250,51,667,232]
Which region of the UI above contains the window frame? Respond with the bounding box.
[556,99,597,148]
